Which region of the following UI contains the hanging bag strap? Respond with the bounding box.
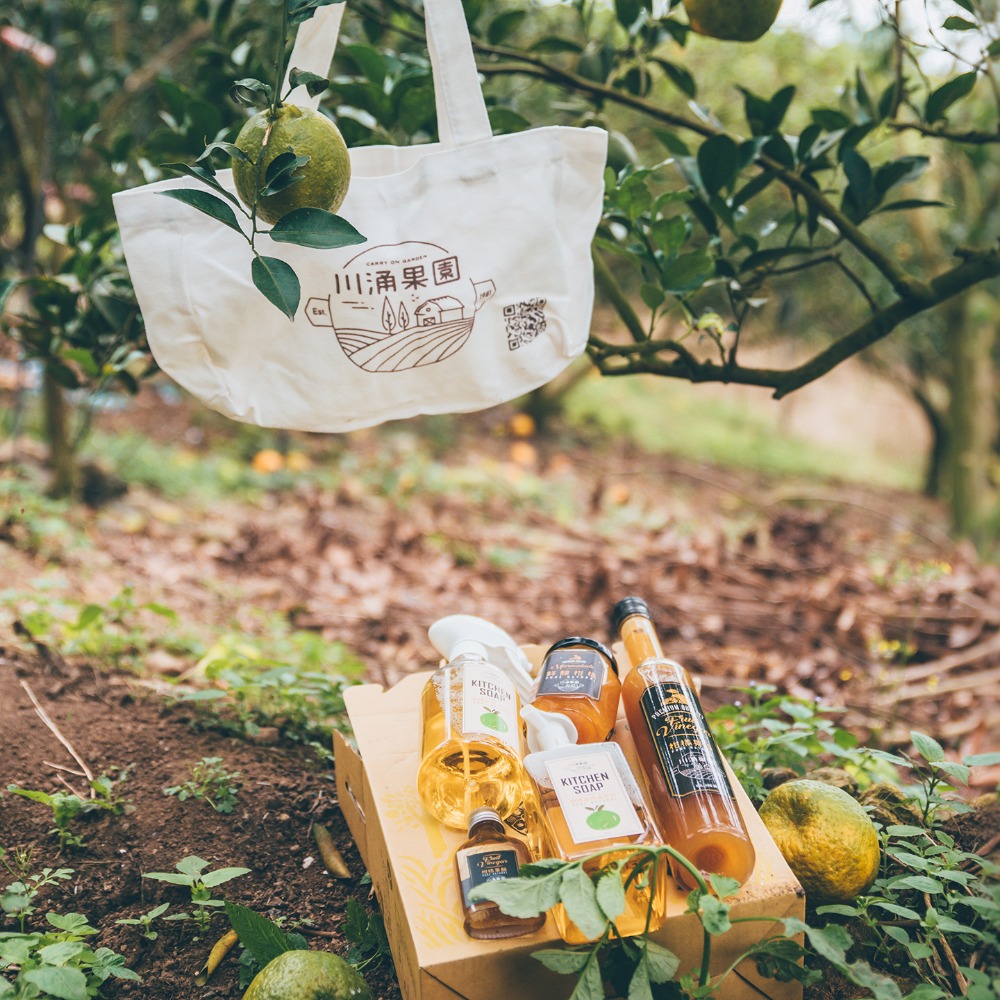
[284,0,492,148]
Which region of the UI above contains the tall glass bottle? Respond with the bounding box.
[611,597,756,890]
[454,807,546,940]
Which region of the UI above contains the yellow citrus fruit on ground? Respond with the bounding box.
[759,779,880,904]
[242,950,372,1000]
[681,0,783,41]
[251,449,285,474]
[233,104,351,225]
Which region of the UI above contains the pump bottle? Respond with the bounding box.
[418,615,535,830]
[520,704,666,943]
[612,597,756,889]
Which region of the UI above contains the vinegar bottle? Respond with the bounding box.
[529,636,621,745]
[611,597,756,890]
[454,807,546,939]
[418,616,535,830]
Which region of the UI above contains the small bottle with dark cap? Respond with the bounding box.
[454,807,546,939]
[611,596,756,890]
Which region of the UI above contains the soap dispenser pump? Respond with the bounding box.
[417,615,531,830]
[520,704,667,944]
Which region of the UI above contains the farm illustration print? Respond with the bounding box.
[304,240,509,373]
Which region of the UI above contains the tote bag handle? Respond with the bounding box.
[283,0,492,148]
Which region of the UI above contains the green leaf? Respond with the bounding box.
[159,189,244,235]
[224,901,298,967]
[469,872,561,916]
[488,107,532,134]
[559,867,608,941]
[643,940,680,983]
[663,250,713,293]
[175,856,210,877]
[964,751,1000,766]
[262,152,309,196]
[911,731,945,763]
[142,872,194,886]
[942,15,978,29]
[200,866,251,887]
[655,59,696,99]
[895,875,944,893]
[37,941,86,964]
[252,256,301,320]
[268,209,366,250]
[289,68,330,98]
[628,961,654,1000]
[595,871,626,921]
[230,77,273,107]
[569,956,604,1000]
[697,135,740,196]
[698,893,731,935]
[925,71,978,122]
[488,9,527,44]
[198,141,250,165]
[22,966,89,1000]
[615,0,642,27]
[533,949,590,974]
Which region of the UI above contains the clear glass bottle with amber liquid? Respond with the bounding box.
[521,706,667,944]
[530,637,621,744]
[455,807,546,939]
[611,596,756,890]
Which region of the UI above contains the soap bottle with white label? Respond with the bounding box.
[418,615,536,830]
[521,704,667,944]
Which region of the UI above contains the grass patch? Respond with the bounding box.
[564,373,922,490]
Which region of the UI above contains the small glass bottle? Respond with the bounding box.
[530,637,621,745]
[612,596,756,890]
[454,807,546,940]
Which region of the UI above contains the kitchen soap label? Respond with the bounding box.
[639,683,734,798]
[536,649,606,699]
[456,847,522,908]
[462,662,519,752]
[544,748,643,845]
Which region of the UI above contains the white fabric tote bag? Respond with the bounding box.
[113,0,607,433]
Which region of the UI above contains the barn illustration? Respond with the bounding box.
[304,241,496,373]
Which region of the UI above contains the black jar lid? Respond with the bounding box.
[543,635,619,676]
[609,596,651,634]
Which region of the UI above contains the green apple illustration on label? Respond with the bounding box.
[586,805,621,831]
[480,708,509,733]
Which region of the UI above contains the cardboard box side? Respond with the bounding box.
[333,731,368,869]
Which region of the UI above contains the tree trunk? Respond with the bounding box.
[42,361,76,499]
[946,290,997,539]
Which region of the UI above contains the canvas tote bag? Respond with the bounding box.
[113,0,608,433]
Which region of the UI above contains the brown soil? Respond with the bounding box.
[2,381,999,999]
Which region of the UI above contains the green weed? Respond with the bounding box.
[114,902,171,941]
[142,855,250,936]
[164,757,241,815]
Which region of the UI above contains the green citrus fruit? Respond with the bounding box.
[233,104,351,225]
[759,779,880,904]
[681,0,783,41]
[242,950,372,1000]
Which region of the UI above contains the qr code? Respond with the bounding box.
[503,298,547,350]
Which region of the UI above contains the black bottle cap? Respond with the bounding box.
[543,636,619,676]
[609,596,651,633]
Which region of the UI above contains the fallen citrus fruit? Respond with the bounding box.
[759,778,880,904]
[681,0,783,41]
[242,949,372,1000]
[233,104,351,225]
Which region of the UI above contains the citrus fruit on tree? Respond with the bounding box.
[233,104,351,225]
[759,779,880,904]
[681,0,783,41]
[242,949,372,1000]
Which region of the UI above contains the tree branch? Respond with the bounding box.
[889,119,1000,145]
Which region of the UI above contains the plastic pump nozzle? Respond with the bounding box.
[427,614,536,701]
[521,704,578,754]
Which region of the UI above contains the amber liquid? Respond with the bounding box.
[418,664,526,830]
[618,615,756,890]
[534,783,666,943]
[531,657,621,745]
[455,818,546,940]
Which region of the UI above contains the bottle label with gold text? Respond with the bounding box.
[639,683,735,799]
[456,846,521,907]
[462,661,519,752]
[536,649,606,700]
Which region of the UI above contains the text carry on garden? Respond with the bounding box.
[112,0,608,433]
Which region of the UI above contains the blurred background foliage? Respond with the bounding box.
[2,0,999,547]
